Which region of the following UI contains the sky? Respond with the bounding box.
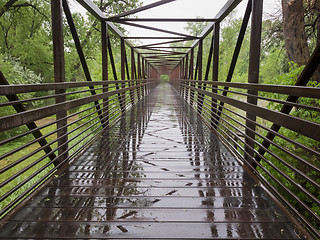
[70,0,282,45]
[125,0,281,44]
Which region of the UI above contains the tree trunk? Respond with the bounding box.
[315,0,320,82]
[282,0,310,66]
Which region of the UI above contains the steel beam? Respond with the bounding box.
[256,32,320,163]
[62,0,105,126]
[101,21,109,127]
[0,71,56,162]
[245,0,263,167]
[119,21,196,38]
[51,0,68,164]
[114,18,217,22]
[189,0,242,49]
[212,22,220,125]
[107,0,176,21]
[215,0,252,126]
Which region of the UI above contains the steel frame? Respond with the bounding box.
[0,0,320,238]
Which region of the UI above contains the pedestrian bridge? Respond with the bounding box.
[0,0,320,239]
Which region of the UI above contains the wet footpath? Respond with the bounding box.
[0,82,300,239]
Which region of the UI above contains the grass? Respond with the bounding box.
[0,101,120,218]
[0,117,58,217]
[0,84,135,219]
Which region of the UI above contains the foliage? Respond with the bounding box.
[262,62,305,107]
[303,0,320,50]
[0,54,45,140]
[160,75,169,81]
[184,17,208,37]
[218,16,250,83]
[0,0,53,82]
[0,53,44,112]
[184,12,320,232]
[259,62,320,231]
[260,19,290,82]
[0,54,43,85]
[0,0,141,83]
[262,62,320,154]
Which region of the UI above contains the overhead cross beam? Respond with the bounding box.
[190,0,242,49]
[119,21,196,38]
[106,0,176,21]
[113,18,217,22]
[138,46,192,49]
[134,39,194,49]
[123,36,197,40]
[141,48,187,54]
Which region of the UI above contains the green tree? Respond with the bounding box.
[0,0,52,82]
[184,17,207,37]
[0,0,142,84]
[218,15,250,83]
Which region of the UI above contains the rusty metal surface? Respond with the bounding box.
[0,83,301,239]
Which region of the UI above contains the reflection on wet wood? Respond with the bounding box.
[0,83,301,239]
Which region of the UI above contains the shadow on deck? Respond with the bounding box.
[0,82,301,239]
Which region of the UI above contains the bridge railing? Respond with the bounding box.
[1,0,320,238]
[175,78,320,237]
[0,0,160,220]
[0,79,157,219]
[170,0,320,238]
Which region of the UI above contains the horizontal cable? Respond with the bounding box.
[184,84,320,142]
[184,80,320,99]
[0,84,148,132]
[0,79,153,95]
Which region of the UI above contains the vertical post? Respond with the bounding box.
[130,48,135,104]
[137,54,141,99]
[180,58,185,96]
[198,40,203,81]
[181,58,185,79]
[121,39,126,81]
[120,38,126,112]
[189,49,194,80]
[214,1,252,128]
[146,62,149,79]
[101,21,109,127]
[137,54,141,79]
[184,53,189,100]
[189,48,195,105]
[141,57,146,97]
[124,49,130,80]
[51,0,68,164]
[146,62,150,94]
[212,22,220,126]
[185,53,189,79]
[245,0,263,167]
[185,54,189,102]
[198,39,204,113]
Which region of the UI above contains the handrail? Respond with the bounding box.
[0,80,148,95]
[0,79,158,219]
[185,82,320,141]
[174,78,320,238]
[180,80,320,98]
[169,1,320,238]
[0,81,155,132]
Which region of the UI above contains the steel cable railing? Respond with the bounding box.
[174,79,320,238]
[0,79,158,219]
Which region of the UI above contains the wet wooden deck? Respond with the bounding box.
[0,82,301,239]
